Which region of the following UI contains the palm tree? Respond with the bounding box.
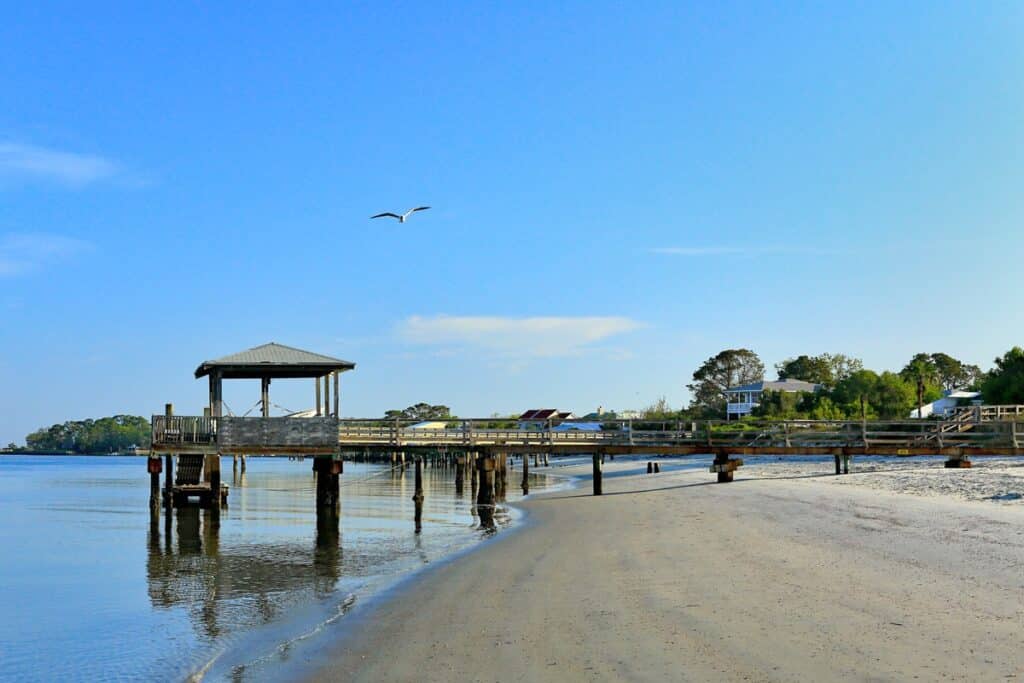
[900,354,940,418]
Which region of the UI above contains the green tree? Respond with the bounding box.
[751,390,804,419]
[687,349,764,417]
[930,352,982,391]
[832,369,880,419]
[24,415,150,454]
[900,354,941,418]
[641,396,677,420]
[775,353,863,388]
[874,371,917,419]
[775,355,833,384]
[980,347,1024,404]
[384,403,452,421]
[808,396,844,420]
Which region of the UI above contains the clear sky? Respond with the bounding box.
[2,2,1022,443]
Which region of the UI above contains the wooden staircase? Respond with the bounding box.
[175,454,204,486]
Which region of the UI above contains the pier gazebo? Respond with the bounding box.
[150,342,355,511]
[195,342,356,418]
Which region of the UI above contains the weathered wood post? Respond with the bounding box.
[476,452,495,506]
[592,453,603,495]
[209,454,221,508]
[499,452,508,492]
[654,462,660,473]
[455,453,465,494]
[413,456,424,533]
[323,375,331,417]
[834,450,842,475]
[944,447,972,468]
[148,455,161,514]
[163,403,174,507]
[647,461,653,474]
[470,451,478,491]
[711,448,741,483]
[333,371,341,418]
[314,457,341,512]
[521,448,529,494]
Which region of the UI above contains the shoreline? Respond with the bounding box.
[302,457,1024,681]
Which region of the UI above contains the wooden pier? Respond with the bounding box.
[148,342,1024,516]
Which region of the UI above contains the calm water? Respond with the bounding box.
[0,455,558,682]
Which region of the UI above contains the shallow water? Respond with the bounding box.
[0,455,556,682]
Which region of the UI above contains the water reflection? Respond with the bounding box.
[144,458,535,645]
[145,506,343,642]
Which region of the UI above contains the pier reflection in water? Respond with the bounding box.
[137,456,545,680]
[0,455,553,682]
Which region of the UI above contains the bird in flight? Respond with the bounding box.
[370,206,431,222]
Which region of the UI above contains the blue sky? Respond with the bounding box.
[1,2,1022,443]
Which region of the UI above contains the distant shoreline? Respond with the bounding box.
[0,451,149,457]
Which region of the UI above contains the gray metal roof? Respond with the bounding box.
[195,342,355,379]
[724,379,820,393]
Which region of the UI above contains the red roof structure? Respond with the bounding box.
[518,409,574,421]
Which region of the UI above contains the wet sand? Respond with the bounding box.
[306,459,1024,681]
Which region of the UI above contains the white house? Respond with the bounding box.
[908,390,982,419]
[724,379,820,419]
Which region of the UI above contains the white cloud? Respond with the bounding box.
[398,315,643,358]
[0,233,91,276]
[650,246,837,256]
[0,142,119,186]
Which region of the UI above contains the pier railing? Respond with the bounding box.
[151,414,1024,454]
[334,416,1022,451]
[151,415,339,452]
[152,415,217,445]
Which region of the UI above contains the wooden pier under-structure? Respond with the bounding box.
[152,407,1024,499]
[147,342,1024,529]
[147,342,354,514]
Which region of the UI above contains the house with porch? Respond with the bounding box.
[724,379,820,420]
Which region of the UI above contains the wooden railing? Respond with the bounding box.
[152,415,218,445]
[335,417,1020,450]
[150,415,1024,453]
[151,416,338,449]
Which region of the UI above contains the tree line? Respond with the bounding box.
[640,347,1024,421]
[16,415,152,454]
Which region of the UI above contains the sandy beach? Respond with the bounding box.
[306,458,1024,681]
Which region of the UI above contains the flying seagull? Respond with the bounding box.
[370,206,431,222]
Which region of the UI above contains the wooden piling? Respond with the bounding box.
[208,454,221,508]
[149,457,161,513]
[476,454,495,506]
[647,461,653,474]
[163,403,174,506]
[712,449,740,483]
[521,448,529,494]
[455,454,465,494]
[413,456,424,533]
[653,462,660,473]
[592,454,603,495]
[315,457,340,512]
